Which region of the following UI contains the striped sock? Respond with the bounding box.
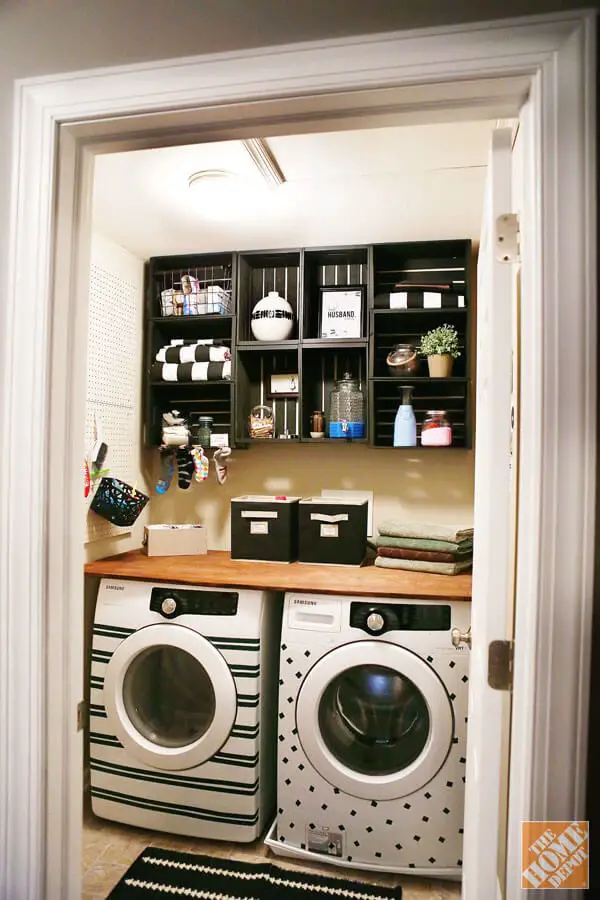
[176,447,193,490]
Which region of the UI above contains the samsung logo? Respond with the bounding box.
[106,585,125,591]
[294,598,317,606]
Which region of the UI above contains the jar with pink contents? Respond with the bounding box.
[421,410,452,447]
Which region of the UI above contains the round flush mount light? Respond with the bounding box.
[188,169,270,220]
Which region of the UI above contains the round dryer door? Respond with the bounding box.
[104,624,237,770]
[296,641,454,800]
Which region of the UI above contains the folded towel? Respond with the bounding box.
[377,546,471,563]
[167,339,221,346]
[151,360,231,382]
[378,520,474,543]
[156,343,229,364]
[375,556,472,576]
[372,535,473,553]
[374,290,465,310]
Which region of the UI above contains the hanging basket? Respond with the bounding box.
[90,477,149,527]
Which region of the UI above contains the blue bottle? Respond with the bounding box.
[394,385,417,447]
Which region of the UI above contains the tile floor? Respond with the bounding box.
[82,793,461,900]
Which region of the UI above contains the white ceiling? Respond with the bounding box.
[92,120,496,260]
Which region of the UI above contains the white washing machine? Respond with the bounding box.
[90,578,281,841]
[265,593,470,879]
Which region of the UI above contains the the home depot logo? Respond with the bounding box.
[521,821,589,890]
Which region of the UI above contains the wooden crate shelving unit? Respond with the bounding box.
[144,240,473,450]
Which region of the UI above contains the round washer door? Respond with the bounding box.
[104,623,237,770]
[296,641,454,800]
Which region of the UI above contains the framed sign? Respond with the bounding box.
[268,372,299,398]
[319,286,364,339]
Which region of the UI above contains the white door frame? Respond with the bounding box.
[0,10,595,900]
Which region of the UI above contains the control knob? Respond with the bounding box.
[161,597,177,616]
[366,611,385,633]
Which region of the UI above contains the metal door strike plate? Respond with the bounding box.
[495,213,520,263]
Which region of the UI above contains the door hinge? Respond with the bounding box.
[77,700,87,731]
[488,640,514,691]
[495,213,520,263]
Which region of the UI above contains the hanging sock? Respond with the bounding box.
[191,446,209,482]
[213,447,231,485]
[177,447,194,490]
[156,448,175,494]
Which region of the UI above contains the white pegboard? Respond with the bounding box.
[85,261,139,542]
[87,264,138,407]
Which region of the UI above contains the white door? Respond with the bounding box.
[104,624,237,770]
[461,128,516,900]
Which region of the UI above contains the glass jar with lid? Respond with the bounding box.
[196,416,213,447]
[421,410,452,447]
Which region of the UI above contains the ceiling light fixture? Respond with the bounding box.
[187,169,268,220]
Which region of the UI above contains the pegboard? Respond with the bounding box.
[87,264,138,407]
[85,261,140,543]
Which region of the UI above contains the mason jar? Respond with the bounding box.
[197,416,213,447]
[421,410,452,447]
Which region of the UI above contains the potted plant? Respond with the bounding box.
[418,323,461,377]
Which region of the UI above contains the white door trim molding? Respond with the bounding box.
[0,10,595,899]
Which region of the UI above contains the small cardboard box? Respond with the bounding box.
[230,495,300,563]
[143,524,207,556]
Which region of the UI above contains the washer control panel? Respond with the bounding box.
[350,602,452,634]
[150,588,238,619]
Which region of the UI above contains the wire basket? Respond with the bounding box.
[90,477,149,527]
[159,266,233,317]
[160,285,232,316]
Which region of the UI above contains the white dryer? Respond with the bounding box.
[266,593,470,879]
[90,578,281,841]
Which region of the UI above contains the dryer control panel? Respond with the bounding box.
[150,587,238,618]
[350,602,451,634]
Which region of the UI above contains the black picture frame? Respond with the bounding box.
[319,285,365,339]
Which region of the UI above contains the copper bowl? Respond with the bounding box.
[386,344,420,376]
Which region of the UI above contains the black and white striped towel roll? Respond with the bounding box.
[151,360,232,382]
[374,290,465,309]
[155,344,230,363]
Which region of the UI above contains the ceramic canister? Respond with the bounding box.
[250,291,294,341]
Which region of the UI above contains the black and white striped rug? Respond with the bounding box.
[107,847,403,899]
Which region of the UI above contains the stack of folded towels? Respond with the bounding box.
[151,339,231,382]
[373,521,474,575]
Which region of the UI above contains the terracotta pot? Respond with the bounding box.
[427,354,453,377]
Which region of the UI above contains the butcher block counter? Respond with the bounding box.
[84,550,472,601]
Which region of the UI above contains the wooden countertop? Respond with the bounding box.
[84,550,472,601]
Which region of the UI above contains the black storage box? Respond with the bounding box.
[231,495,300,563]
[298,497,368,566]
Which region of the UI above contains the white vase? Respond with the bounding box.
[250,291,294,341]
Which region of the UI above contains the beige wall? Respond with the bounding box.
[83,230,474,556]
[150,444,475,549]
